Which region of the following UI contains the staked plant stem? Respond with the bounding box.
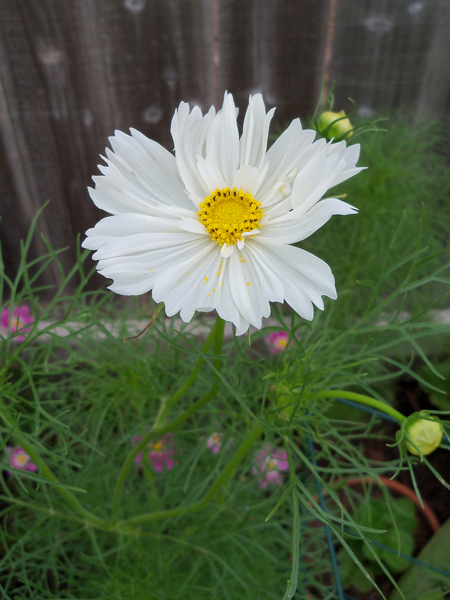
[317,390,405,423]
[111,316,226,516]
[307,437,345,600]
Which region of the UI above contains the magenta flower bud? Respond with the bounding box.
[1,305,34,341]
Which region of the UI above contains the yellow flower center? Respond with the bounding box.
[198,187,264,247]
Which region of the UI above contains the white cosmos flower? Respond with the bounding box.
[82,93,363,335]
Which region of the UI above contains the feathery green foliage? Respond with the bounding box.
[1,116,450,599]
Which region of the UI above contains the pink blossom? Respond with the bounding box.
[5,446,37,474]
[252,443,289,488]
[265,331,289,354]
[131,433,180,472]
[149,433,179,472]
[1,305,34,341]
[206,432,224,454]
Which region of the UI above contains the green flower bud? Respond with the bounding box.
[404,413,442,456]
[318,110,353,141]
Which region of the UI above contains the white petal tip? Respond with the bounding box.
[221,243,235,258]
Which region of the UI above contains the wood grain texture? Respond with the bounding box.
[417,0,450,117]
[327,0,450,119]
[217,0,328,126]
[0,0,448,290]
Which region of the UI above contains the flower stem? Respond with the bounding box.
[111,316,226,516]
[153,318,220,428]
[317,390,405,423]
[117,422,263,530]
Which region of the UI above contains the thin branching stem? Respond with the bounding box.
[116,422,263,529]
[317,390,405,423]
[0,409,109,529]
[111,317,226,515]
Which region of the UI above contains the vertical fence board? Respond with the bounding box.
[0,0,449,289]
[328,0,449,118]
[0,0,216,287]
[417,0,450,118]
[218,0,329,126]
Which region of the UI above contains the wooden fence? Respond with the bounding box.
[1,0,450,288]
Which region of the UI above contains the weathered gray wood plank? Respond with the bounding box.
[218,0,329,124]
[0,0,448,291]
[417,0,450,118]
[328,0,450,119]
[0,0,217,288]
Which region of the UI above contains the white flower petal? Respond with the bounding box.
[228,253,264,330]
[323,140,366,186]
[171,105,214,203]
[262,199,357,244]
[232,165,261,196]
[257,121,322,205]
[289,152,342,212]
[221,243,235,258]
[152,244,219,318]
[204,93,239,186]
[239,94,275,169]
[170,101,190,147]
[178,218,208,235]
[84,92,363,333]
[196,156,227,194]
[254,239,337,312]
[89,131,190,215]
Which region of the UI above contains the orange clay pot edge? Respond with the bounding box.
[341,476,440,533]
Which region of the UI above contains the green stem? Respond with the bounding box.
[153,318,220,428]
[0,410,109,529]
[118,422,263,529]
[111,317,226,515]
[317,390,405,423]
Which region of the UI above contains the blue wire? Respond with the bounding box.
[302,397,449,597]
[307,437,345,600]
[335,397,450,443]
[335,397,399,423]
[344,529,450,581]
[298,464,308,597]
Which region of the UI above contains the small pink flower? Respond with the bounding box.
[265,331,289,354]
[206,432,224,454]
[252,443,289,488]
[203,425,234,455]
[150,433,180,472]
[131,432,180,472]
[5,446,37,474]
[1,305,34,341]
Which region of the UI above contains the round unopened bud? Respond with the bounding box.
[404,414,442,456]
[318,110,353,140]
